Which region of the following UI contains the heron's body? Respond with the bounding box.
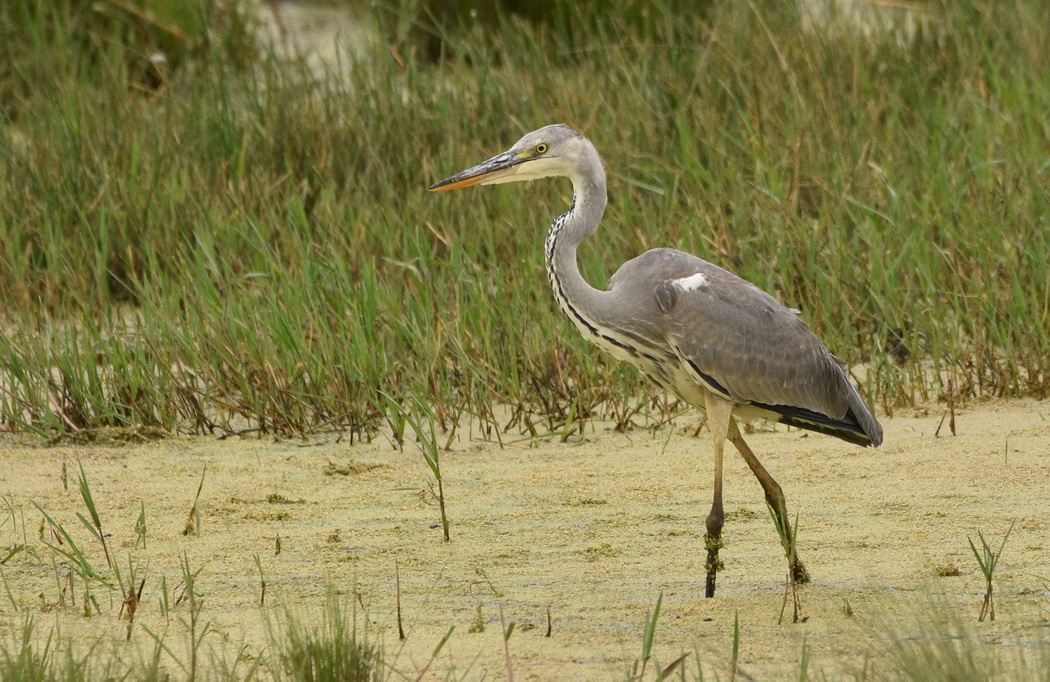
[559,245,879,446]
[430,124,882,597]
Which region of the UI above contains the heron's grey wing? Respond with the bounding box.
[610,248,881,445]
[665,268,848,412]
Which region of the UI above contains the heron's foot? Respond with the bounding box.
[790,557,810,585]
[704,533,724,598]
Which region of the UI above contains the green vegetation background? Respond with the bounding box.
[1,0,1048,437]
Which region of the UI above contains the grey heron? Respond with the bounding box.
[429,124,883,598]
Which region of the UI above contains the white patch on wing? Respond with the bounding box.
[674,272,708,292]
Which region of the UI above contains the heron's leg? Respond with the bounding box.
[727,419,810,584]
[703,392,733,598]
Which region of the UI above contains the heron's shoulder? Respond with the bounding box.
[609,248,786,314]
[608,248,721,286]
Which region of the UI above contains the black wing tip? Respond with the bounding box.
[756,402,882,447]
[778,415,876,447]
[867,425,884,448]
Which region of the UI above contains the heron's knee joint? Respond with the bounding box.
[705,511,724,537]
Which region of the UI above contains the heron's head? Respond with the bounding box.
[428,124,595,192]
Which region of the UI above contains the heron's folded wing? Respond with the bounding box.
[658,266,854,421]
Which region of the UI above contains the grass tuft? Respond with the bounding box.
[268,590,386,682]
[768,503,803,624]
[864,594,1050,681]
[967,520,1015,622]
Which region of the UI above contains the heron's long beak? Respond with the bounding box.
[428,149,526,192]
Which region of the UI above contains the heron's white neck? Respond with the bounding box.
[543,162,610,337]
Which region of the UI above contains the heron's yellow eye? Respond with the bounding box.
[535,143,549,154]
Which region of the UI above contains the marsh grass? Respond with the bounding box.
[267,590,385,682]
[134,500,148,549]
[253,553,267,607]
[863,595,1050,681]
[1,496,30,572]
[499,603,515,681]
[768,503,803,624]
[624,592,691,681]
[729,611,740,682]
[1,2,1048,437]
[33,501,110,609]
[74,460,112,571]
[636,592,663,679]
[139,554,221,680]
[184,464,207,537]
[968,520,1015,623]
[1,544,1048,681]
[386,393,450,542]
[0,616,106,681]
